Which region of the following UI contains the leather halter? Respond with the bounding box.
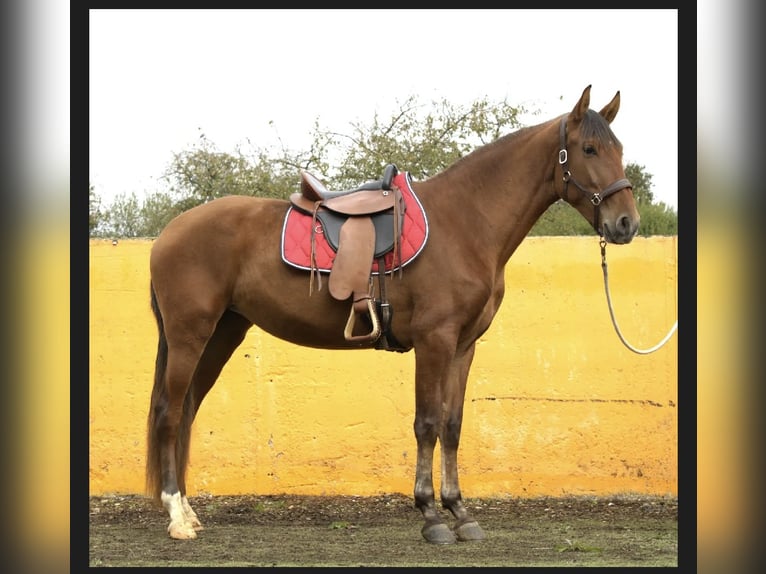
[557,117,632,236]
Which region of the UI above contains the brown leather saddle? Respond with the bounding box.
[289,164,405,347]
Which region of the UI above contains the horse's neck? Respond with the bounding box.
[420,122,558,266]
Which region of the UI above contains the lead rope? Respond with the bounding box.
[600,239,678,354]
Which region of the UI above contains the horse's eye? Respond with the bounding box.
[584,144,597,156]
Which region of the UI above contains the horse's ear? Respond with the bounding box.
[599,91,621,124]
[570,85,592,123]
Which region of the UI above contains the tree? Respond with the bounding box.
[315,95,526,189]
[635,201,678,236]
[529,200,596,236]
[624,163,654,206]
[163,130,314,203]
[138,192,182,238]
[165,132,263,202]
[104,192,143,238]
[623,162,677,235]
[89,183,103,235]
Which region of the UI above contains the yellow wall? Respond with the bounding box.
[89,236,677,498]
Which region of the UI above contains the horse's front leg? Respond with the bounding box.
[440,343,485,541]
[413,335,461,544]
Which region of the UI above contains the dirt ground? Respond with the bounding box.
[88,492,679,567]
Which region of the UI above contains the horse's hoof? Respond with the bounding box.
[454,520,485,542]
[184,512,204,531]
[168,522,198,540]
[421,522,457,544]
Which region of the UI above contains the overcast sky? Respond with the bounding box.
[89,9,678,210]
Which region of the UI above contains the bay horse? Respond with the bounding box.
[146,85,640,543]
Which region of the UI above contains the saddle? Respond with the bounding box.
[288,164,405,346]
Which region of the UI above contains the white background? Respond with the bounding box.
[89,9,679,210]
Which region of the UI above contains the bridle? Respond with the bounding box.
[557,117,632,236]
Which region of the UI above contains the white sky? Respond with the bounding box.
[89,9,678,210]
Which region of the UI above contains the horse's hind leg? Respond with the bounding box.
[154,308,251,540]
[152,326,210,540]
[176,310,252,533]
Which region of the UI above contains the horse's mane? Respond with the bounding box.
[478,109,622,158]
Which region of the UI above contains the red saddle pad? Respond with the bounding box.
[281,171,428,274]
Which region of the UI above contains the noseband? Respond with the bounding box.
[557,117,632,236]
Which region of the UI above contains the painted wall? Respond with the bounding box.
[89,236,677,498]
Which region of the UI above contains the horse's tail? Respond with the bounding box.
[145,282,195,506]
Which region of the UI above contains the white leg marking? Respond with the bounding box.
[162,491,198,539]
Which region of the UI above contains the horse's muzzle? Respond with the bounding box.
[601,215,640,244]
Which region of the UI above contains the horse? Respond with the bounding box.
[146,85,640,543]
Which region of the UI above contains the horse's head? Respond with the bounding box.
[557,85,640,244]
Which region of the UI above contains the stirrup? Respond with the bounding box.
[343,298,381,343]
